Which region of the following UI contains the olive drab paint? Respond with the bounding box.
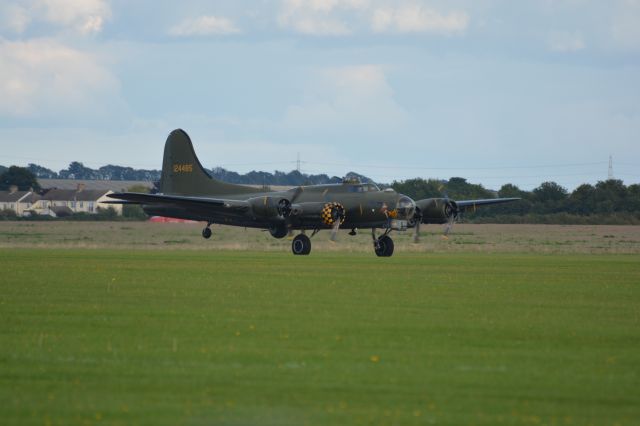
[109,129,520,256]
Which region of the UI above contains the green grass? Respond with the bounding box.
[1,249,639,425]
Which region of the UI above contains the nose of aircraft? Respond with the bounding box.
[396,195,416,220]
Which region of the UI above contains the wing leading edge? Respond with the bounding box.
[455,197,520,211]
[105,192,250,212]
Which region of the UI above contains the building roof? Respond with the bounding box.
[50,205,74,217]
[38,179,155,192]
[0,191,30,202]
[42,189,111,202]
[21,192,41,203]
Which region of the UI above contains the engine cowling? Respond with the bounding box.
[415,198,458,224]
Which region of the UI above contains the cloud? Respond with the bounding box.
[0,38,120,118]
[548,31,586,52]
[169,15,241,36]
[611,0,640,50]
[0,0,111,35]
[284,65,407,133]
[37,0,110,33]
[371,4,469,35]
[278,0,367,35]
[277,0,469,36]
[0,3,31,34]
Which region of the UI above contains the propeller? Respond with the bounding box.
[321,202,345,242]
[276,186,304,218]
[442,200,459,238]
[277,198,292,217]
[411,207,422,243]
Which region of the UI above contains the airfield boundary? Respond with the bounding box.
[1,222,639,254]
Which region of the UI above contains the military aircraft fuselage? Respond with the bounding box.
[108,129,519,256]
[142,182,414,232]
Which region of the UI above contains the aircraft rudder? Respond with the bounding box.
[160,129,212,194]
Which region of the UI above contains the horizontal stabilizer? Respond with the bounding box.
[107,192,250,212]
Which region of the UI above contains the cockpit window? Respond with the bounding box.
[347,183,379,192]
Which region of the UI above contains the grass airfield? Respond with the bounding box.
[1,223,639,425]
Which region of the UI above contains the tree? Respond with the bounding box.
[391,178,443,200]
[569,184,595,215]
[0,166,41,191]
[498,183,527,198]
[533,181,568,202]
[28,163,58,179]
[59,162,99,179]
[122,185,150,219]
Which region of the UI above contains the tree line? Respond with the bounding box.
[392,178,640,224]
[15,162,373,187]
[2,165,639,224]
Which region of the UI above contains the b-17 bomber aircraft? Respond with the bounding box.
[107,129,519,257]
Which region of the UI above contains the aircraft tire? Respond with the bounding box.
[202,227,212,239]
[375,235,394,257]
[292,234,311,255]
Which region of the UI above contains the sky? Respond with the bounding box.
[0,0,639,190]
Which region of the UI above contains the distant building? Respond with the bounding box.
[35,185,122,216]
[0,184,121,217]
[0,186,39,216]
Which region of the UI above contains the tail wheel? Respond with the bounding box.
[202,227,212,239]
[292,234,311,255]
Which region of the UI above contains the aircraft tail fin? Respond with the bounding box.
[160,129,257,196]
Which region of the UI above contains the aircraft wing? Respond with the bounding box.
[456,197,520,211]
[104,192,250,212]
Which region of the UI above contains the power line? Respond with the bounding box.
[303,160,608,171]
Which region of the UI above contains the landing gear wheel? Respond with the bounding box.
[374,235,394,257]
[202,226,212,239]
[292,234,311,255]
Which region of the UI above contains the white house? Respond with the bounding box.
[34,185,122,216]
[0,185,44,216]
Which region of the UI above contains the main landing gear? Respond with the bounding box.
[372,229,394,257]
[292,233,311,255]
[202,222,212,239]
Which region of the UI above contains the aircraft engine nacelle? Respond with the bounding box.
[415,198,459,224]
[248,196,282,218]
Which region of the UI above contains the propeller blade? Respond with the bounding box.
[290,186,304,203]
[330,221,340,242]
[443,215,454,237]
[410,207,422,244]
[412,222,421,243]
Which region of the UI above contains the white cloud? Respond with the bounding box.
[0,3,31,34]
[0,38,120,118]
[548,31,586,52]
[284,65,407,132]
[0,0,110,35]
[278,0,368,35]
[35,0,110,34]
[371,4,469,35]
[278,0,469,36]
[611,0,640,50]
[169,15,241,36]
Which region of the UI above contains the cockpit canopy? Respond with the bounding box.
[341,176,362,184]
[346,183,380,193]
[396,195,416,220]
